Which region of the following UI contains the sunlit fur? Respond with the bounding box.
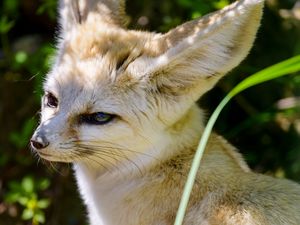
[31,0,300,224]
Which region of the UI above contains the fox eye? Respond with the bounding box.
[45,92,58,108]
[80,112,115,125]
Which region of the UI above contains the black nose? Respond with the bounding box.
[30,138,49,150]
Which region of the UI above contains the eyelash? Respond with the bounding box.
[79,112,115,125]
[44,92,58,108]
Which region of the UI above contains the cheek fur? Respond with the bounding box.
[41,108,56,122]
[77,122,135,143]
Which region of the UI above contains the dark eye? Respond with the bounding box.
[80,112,115,125]
[45,92,58,108]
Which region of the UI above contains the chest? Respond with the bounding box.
[74,165,184,225]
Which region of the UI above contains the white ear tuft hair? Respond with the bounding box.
[128,0,264,97]
[59,0,127,36]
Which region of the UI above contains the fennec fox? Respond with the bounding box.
[30,0,300,224]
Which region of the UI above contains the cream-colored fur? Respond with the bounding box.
[31,0,300,224]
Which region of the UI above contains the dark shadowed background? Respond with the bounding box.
[0,0,299,224]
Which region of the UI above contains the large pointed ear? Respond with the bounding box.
[59,0,126,36]
[128,0,264,98]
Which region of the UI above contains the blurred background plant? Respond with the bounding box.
[5,176,50,225]
[0,0,299,224]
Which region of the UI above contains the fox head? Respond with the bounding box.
[31,0,264,172]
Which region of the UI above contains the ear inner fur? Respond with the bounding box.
[126,0,264,100]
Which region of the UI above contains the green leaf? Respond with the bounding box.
[0,16,15,34]
[37,199,50,209]
[213,0,230,9]
[174,55,300,225]
[15,51,28,64]
[3,0,19,14]
[34,211,46,223]
[228,55,300,97]
[36,0,57,19]
[22,176,34,193]
[177,0,193,7]
[8,181,21,191]
[18,196,29,206]
[9,118,36,149]
[37,178,50,190]
[5,192,21,203]
[22,208,34,220]
[191,11,202,19]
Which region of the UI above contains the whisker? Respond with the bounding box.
[72,139,159,161]
[77,145,141,175]
[49,161,64,175]
[57,139,159,176]
[72,148,115,173]
[76,145,143,175]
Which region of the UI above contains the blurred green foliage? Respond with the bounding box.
[0,0,299,224]
[5,176,50,225]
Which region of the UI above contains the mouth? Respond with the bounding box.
[34,149,74,163]
[35,150,59,161]
[37,151,53,157]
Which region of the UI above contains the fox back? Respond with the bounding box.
[31,0,300,224]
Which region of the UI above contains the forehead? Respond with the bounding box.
[44,71,125,119]
[66,26,142,60]
[46,54,110,93]
[47,28,134,86]
[44,46,135,112]
[48,27,150,89]
[43,27,158,112]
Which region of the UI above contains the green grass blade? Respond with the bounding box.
[229,55,300,96]
[174,55,300,225]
